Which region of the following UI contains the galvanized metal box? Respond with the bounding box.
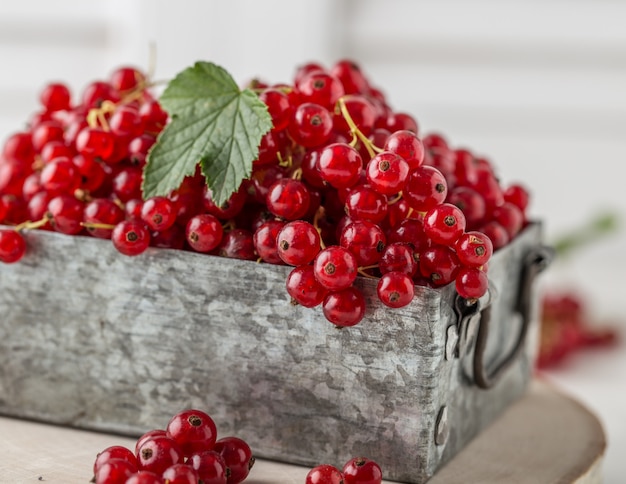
[0,223,550,483]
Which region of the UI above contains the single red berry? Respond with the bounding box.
[323,286,366,327]
[447,186,486,230]
[306,464,345,484]
[0,229,26,263]
[379,242,418,276]
[110,66,146,93]
[365,151,410,195]
[330,59,371,95]
[82,80,120,109]
[202,186,247,220]
[332,95,376,138]
[217,229,256,260]
[384,130,425,170]
[213,436,255,484]
[124,470,164,484]
[259,88,292,132]
[491,201,524,239]
[317,143,363,189]
[313,246,358,290]
[377,271,415,308]
[478,221,509,250]
[286,265,329,308]
[2,131,35,165]
[403,165,448,212]
[342,457,383,484]
[39,82,72,112]
[266,178,311,220]
[455,231,493,267]
[456,267,489,300]
[504,183,530,212]
[139,100,168,134]
[112,167,143,202]
[112,220,151,256]
[141,196,176,232]
[344,185,388,224]
[75,126,115,160]
[93,446,138,475]
[276,220,321,266]
[187,450,228,484]
[47,195,85,235]
[40,156,81,196]
[94,458,136,484]
[134,430,167,456]
[83,198,125,239]
[166,409,218,458]
[31,120,65,152]
[339,220,386,266]
[296,71,345,110]
[423,203,467,245]
[136,435,183,475]
[287,102,333,148]
[162,463,200,484]
[419,245,461,287]
[109,105,142,138]
[253,220,285,264]
[386,218,431,252]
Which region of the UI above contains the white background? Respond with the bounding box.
[1,0,625,481]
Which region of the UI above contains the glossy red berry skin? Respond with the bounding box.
[0,229,26,263]
[306,464,345,484]
[94,457,137,484]
[288,102,333,148]
[40,156,81,196]
[447,186,486,230]
[40,82,72,112]
[185,214,224,253]
[187,450,228,484]
[456,267,489,300]
[317,143,363,189]
[141,196,176,232]
[366,151,409,195]
[276,220,321,266]
[125,470,165,484]
[213,436,255,484]
[379,242,418,276]
[166,409,218,457]
[423,203,466,245]
[134,430,167,456]
[342,457,383,484]
[75,127,115,160]
[377,271,414,308]
[491,201,524,239]
[419,245,461,287]
[331,59,370,95]
[478,221,509,250]
[286,265,329,308]
[403,166,448,212]
[112,220,151,256]
[384,130,425,170]
[313,246,358,290]
[217,229,256,261]
[332,95,376,138]
[323,286,366,327]
[266,178,311,220]
[83,198,124,239]
[455,231,493,267]
[339,220,386,266]
[162,463,200,484]
[504,183,530,212]
[93,446,138,475]
[202,187,247,220]
[259,88,292,132]
[296,71,345,110]
[136,435,183,475]
[344,186,388,224]
[47,195,85,235]
[110,66,146,93]
[253,220,285,264]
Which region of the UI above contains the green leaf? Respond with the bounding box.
[142,61,272,206]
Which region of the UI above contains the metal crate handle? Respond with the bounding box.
[455,245,554,389]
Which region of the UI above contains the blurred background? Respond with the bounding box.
[1,0,624,480]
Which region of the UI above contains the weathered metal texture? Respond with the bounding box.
[0,223,546,483]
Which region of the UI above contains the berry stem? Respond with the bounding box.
[312,206,327,249]
[81,221,116,230]
[14,217,50,231]
[358,264,379,278]
[336,96,383,159]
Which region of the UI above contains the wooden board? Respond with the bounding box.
[0,380,605,484]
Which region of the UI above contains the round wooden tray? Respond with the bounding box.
[0,379,605,483]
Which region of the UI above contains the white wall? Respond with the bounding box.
[1,0,625,320]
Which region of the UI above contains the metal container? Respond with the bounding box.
[0,222,550,483]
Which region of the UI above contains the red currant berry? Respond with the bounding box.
[455,231,493,267]
[162,463,199,484]
[379,242,418,276]
[82,80,120,109]
[183,214,222,252]
[84,198,125,239]
[40,156,81,196]
[491,201,524,239]
[125,470,165,484]
[187,450,228,484]
[135,430,167,456]
[136,435,183,475]
[0,229,26,263]
[253,219,285,264]
[456,267,489,300]
[217,229,256,260]
[75,127,115,160]
[386,218,431,252]
[330,59,371,95]
[39,82,72,112]
[94,458,136,484]
[365,151,409,195]
[287,102,333,148]
[259,88,292,132]
[109,106,142,138]
[166,409,217,457]
[377,271,415,308]
[296,71,345,110]
[213,436,255,484]
[478,221,509,250]
[314,246,358,290]
[317,142,363,189]
[339,220,386,266]
[344,185,388,224]
[47,195,85,235]
[306,464,345,484]
[419,245,461,287]
[2,131,35,165]
[112,220,151,256]
[423,203,466,245]
[266,178,311,220]
[403,165,448,212]
[141,196,176,232]
[332,95,376,138]
[323,286,366,327]
[139,100,168,134]
[447,186,486,229]
[276,220,321,266]
[93,446,138,475]
[384,130,425,170]
[286,265,329,307]
[342,457,383,484]
[113,167,143,202]
[110,66,146,93]
[202,186,247,220]
[504,183,530,212]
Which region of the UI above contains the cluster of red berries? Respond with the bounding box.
[0,59,529,327]
[92,409,254,484]
[537,292,618,368]
[306,457,382,484]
